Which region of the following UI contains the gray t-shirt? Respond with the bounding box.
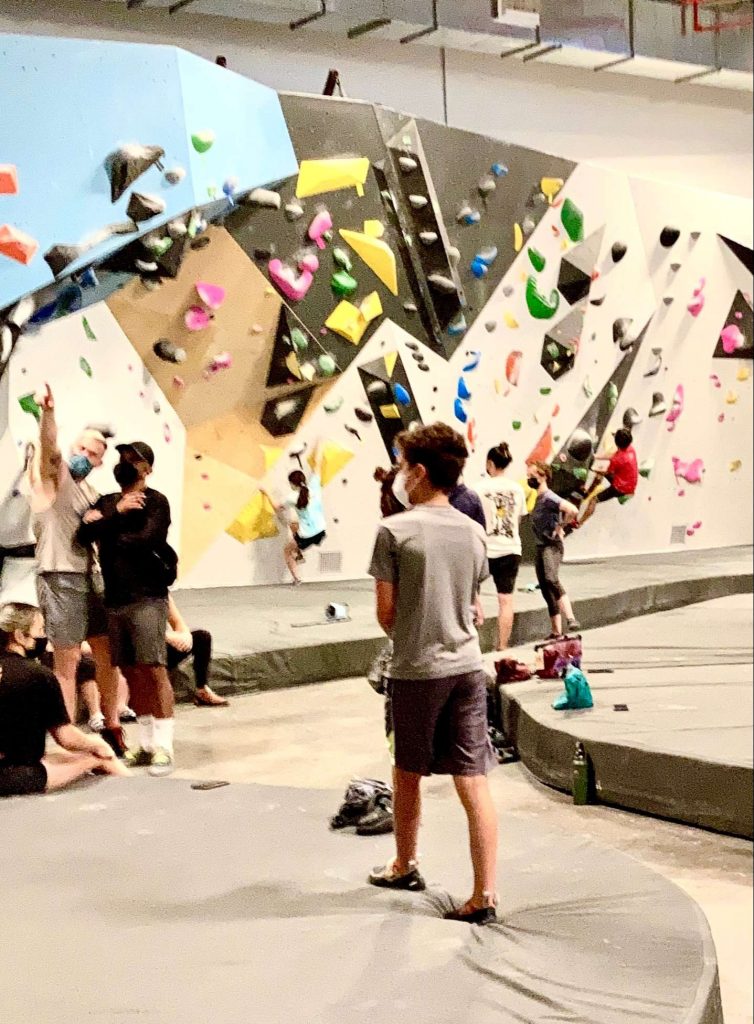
[32,466,98,575]
[368,505,489,681]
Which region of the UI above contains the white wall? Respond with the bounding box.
[0,0,751,197]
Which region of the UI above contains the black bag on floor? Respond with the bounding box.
[330,777,392,831]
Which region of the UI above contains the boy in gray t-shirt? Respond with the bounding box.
[367,423,498,927]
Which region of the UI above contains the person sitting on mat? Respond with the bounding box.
[578,428,638,529]
[527,461,581,639]
[263,453,327,586]
[0,603,129,798]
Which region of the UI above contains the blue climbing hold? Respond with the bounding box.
[448,314,468,337]
[393,383,411,407]
[470,257,489,279]
[457,376,472,401]
[454,398,468,424]
[463,210,481,226]
[477,246,498,266]
[491,163,509,178]
[463,351,481,373]
[79,267,99,290]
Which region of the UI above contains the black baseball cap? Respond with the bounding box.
[115,441,155,467]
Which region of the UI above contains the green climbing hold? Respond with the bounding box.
[18,393,41,421]
[79,357,92,378]
[573,467,588,482]
[526,276,560,320]
[546,343,560,360]
[318,354,337,377]
[290,328,308,354]
[539,387,552,396]
[561,198,585,243]
[528,248,546,273]
[618,493,633,505]
[331,271,358,298]
[512,420,522,431]
[606,381,618,411]
[191,131,215,154]
[148,237,174,258]
[333,248,353,272]
[324,396,344,414]
[82,317,97,342]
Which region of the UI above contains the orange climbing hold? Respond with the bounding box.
[0,224,38,265]
[0,165,19,195]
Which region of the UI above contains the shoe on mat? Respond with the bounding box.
[565,619,582,634]
[356,797,394,836]
[368,861,426,892]
[119,706,137,723]
[101,726,129,759]
[148,748,175,777]
[124,746,153,768]
[194,686,229,708]
[88,712,105,733]
[444,900,498,926]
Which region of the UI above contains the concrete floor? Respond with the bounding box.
[171,604,754,1024]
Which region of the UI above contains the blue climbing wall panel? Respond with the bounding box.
[0,34,298,310]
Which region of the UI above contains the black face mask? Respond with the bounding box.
[114,461,140,488]
[527,476,541,491]
[31,637,48,661]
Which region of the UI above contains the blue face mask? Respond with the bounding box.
[68,454,94,481]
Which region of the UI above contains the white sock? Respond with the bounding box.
[152,718,174,757]
[137,715,155,753]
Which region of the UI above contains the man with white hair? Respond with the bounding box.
[29,383,125,756]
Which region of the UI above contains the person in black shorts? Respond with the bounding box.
[527,462,580,638]
[0,603,128,798]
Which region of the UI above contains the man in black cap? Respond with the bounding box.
[78,442,178,777]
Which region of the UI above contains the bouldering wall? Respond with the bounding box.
[1,34,752,596]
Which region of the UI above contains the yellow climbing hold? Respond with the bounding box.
[384,351,398,378]
[319,440,355,487]
[514,224,524,253]
[541,177,564,204]
[504,312,519,329]
[325,292,383,345]
[260,445,285,473]
[285,351,302,380]
[729,459,743,472]
[725,390,739,405]
[363,219,385,239]
[379,404,401,420]
[561,239,569,252]
[737,366,751,382]
[339,229,398,295]
[360,290,384,323]
[226,492,279,544]
[296,157,371,199]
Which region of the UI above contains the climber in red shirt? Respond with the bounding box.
[578,429,638,528]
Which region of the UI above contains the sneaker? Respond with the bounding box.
[148,748,175,777]
[101,726,129,759]
[368,860,426,892]
[124,746,153,768]
[566,619,582,634]
[444,900,498,926]
[88,712,105,733]
[119,706,137,723]
[193,686,229,708]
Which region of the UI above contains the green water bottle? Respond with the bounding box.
[572,741,590,805]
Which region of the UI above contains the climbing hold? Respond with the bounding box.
[290,328,309,354]
[393,383,411,407]
[458,205,481,226]
[0,164,19,195]
[318,354,337,377]
[268,259,315,303]
[447,246,461,265]
[333,248,353,272]
[582,377,593,399]
[567,429,594,462]
[428,273,458,295]
[623,408,642,428]
[541,178,564,204]
[379,403,401,420]
[730,459,742,472]
[663,296,675,307]
[690,231,701,242]
[339,228,398,295]
[649,392,667,417]
[590,296,605,308]
[82,317,97,342]
[687,277,706,318]
[404,302,418,315]
[611,241,627,264]
[153,339,186,363]
[448,314,467,337]
[672,456,704,484]
[470,257,488,279]
[720,324,746,355]
[454,398,468,424]
[479,176,496,198]
[153,401,161,415]
[196,282,226,310]
[660,226,681,248]
[606,382,619,411]
[331,271,358,298]
[737,366,751,382]
[491,163,509,178]
[285,201,305,222]
[354,407,374,423]
[296,158,370,199]
[666,385,684,430]
[299,253,320,274]
[222,178,239,201]
[485,321,497,333]
[409,195,429,210]
[308,209,334,251]
[506,351,523,386]
[420,231,439,246]
[205,352,232,375]
[644,348,663,378]
[126,192,166,223]
[513,223,524,253]
[502,312,518,330]
[709,373,721,388]
[528,248,546,273]
[525,277,560,320]
[172,376,185,389]
[191,131,215,154]
[134,257,159,275]
[502,285,514,298]
[185,306,211,331]
[725,390,739,405]
[399,156,418,174]
[521,216,536,238]
[79,357,92,378]
[457,377,472,401]
[561,198,585,243]
[612,318,633,347]
[463,351,481,372]
[512,420,522,431]
[108,144,164,202]
[540,387,552,396]
[164,166,186,186]
[166,220,187,240]
[572,467,589,483]
[42,241,89,276]
[639,459,654,479]
[244,188,281,210]
[324,396,345,414]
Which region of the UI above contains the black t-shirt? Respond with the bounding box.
[0,653,70,765]
[77,488,172,608]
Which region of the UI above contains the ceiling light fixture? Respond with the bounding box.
[291,1,327,31]
[348,18,392,39]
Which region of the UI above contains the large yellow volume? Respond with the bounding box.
[296,158,371,199]
[339,229,399,296]
[226,492,279,544]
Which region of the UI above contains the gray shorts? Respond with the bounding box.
[108,598,168,668]
[389,670,496,777]
[37,572,109,648]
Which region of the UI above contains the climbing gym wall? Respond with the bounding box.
[1,34,752,595]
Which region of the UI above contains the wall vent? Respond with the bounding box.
[319,550,343,574]
[670,525,688,545]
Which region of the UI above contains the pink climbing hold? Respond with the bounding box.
[163,423,172,444]
[666,385,684,431]
[687,277,706,318]
[720,324,745,355]
[506,351,523,387]
[185,305,212,331]
[173,376,185,389]
[735,311,744,320]
[693,520,702,530]
[709,373,721,389]
[206,352,232,375]
[268,258,315,302]
[718,413,725,423]
[308,210,333,250]
[299,252,320,274]
[677,489,686,498]
[672,456,704,484]
[195,282,226,310]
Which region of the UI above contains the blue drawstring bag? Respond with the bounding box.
[553,665,594,711]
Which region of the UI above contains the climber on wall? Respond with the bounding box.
[578,429,638,529]
[261,445,327,586]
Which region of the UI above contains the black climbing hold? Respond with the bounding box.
[660,226,681,249]
[190,237,211,251]
[126,192,166,223]
[354,407,373,423]
[611,241,627,264]
[44,244,87,278]
[108,144,165,203]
